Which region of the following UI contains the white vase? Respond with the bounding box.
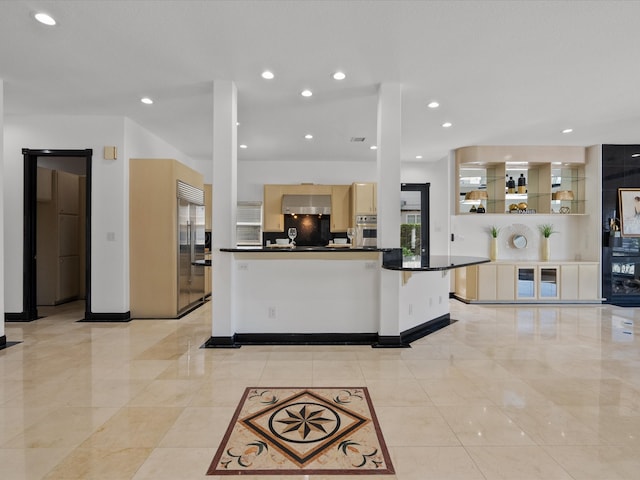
[542,237,550,261]
[490,237,498,261]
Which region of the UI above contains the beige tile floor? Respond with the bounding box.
[2,300,640,479]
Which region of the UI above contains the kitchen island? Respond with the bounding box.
[205,247,488,348]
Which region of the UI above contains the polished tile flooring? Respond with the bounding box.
[2,300,640,479]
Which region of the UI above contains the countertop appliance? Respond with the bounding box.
[177,180,205,315]
[355,214,377,248]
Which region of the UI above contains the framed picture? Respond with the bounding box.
[618,188,640,237]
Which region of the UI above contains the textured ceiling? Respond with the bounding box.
[1,1,639,164]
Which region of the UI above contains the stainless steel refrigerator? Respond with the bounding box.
[177,181,205,315]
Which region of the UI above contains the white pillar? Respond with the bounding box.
[0,78,5,342]
[376,83,402,339]
[210,81,237,342]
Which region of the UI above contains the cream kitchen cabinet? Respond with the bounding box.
[455,261,600,303]
[351,182,376,215]
[263,184,350,232]
[456,263,515,301]
[263,184,283,232]
[130,158,204,318]
[331,185,351,232]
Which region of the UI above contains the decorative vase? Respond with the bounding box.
[542,237,550,261]
[490,237,498,261]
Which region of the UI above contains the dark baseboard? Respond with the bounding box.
[203,335,241,348]
[80,311,131,322]
[203,314,455,349]
[372,335,410,348]
[5,312,38,322]
[236,332,379,346]
[400,313,453,344]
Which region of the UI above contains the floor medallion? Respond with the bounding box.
[207,387,395,475]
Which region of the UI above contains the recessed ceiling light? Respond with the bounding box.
[632,153,640,158]
[416,155,423,159]
[427,101,439,109]
[562,128,573,134]
[239,144,248,149]
[304,134,313,140]
[140,97,153,105]
[261,70,274,80]
[332,71,346,80]
[301,89,313,97]
[34,12,56,26]
[442,122,452,128]
[370,145,378,150]
[236,122,240,126]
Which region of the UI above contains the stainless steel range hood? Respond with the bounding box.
[281,194,332,215]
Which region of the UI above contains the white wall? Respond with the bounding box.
[448,149,602,264]
[233,256,380,333]
[238,158,452,255]
[0,79,4,336]
[399,270,450,332]
[401,157,451,255]
[237,160,377,201]
[124,118,196,167]
[3,114,195,315]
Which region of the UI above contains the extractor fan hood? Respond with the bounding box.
[281,194,331,215]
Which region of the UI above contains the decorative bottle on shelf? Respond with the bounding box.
[517,173,526,194]
[507,176,516,194]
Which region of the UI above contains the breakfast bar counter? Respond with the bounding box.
[205,247,490,348]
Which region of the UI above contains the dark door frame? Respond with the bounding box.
[401,182,430,256]
[16,148,92,321]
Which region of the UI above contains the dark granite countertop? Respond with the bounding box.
[382,249,490,271]
[220,246,383,253]
[192,259,212,266]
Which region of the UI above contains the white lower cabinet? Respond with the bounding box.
[457,261,599,303]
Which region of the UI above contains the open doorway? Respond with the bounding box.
[20,149,92,321]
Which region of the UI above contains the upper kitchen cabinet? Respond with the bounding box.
[331,185,351,232]
[352,182,377,215]
[263,184,283,232]
[263,184,347,232]
[455,146,586,215]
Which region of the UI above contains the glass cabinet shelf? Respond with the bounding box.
[456,152,587,215]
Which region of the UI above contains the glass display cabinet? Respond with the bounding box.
[455,146,586,215]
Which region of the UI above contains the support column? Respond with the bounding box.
[0,78,5,345]
[376,83,403,345]
[208,81,238,346]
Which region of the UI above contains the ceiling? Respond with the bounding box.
[1,1,639,164]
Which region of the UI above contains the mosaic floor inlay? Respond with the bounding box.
[207,387,395,475]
